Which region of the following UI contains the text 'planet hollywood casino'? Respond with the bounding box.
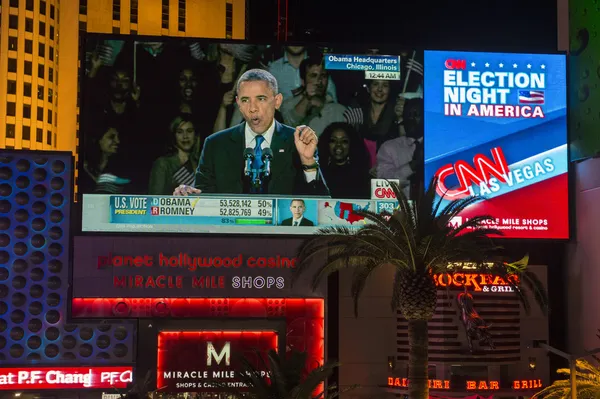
[443,58,547,118]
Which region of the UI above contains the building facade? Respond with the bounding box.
[338,266,550,399]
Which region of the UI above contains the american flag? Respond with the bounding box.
[518,90,545,104]
[406,58,424,76]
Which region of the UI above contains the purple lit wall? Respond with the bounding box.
[0,151,135,365]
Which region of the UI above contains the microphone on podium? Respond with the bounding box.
[262,148,274,177]
[243,148,254,176]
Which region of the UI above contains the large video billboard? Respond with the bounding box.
[424,51,568,239]
[79,35,424,234]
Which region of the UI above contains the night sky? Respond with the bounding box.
[248,0,558,52]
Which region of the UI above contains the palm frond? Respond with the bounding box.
[294,176,548,324]
[288,360,340,399]
[350,260,380,316]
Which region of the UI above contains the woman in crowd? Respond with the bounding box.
[80,123,130,194]
[149,115,201,195]
[318,122,372,199]
[344,79,399,167]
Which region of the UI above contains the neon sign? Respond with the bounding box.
[513,379,543,389]
[432,273,519,292]
[387,377,543,391]
[0,367,133,390]
[387,378,450,390]
[466,380,500,390]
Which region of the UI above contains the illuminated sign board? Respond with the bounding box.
[432,273,519,292]
[424,50,568,239]
[157,330,278,392]
[72,236,325,298]
[387,377,543,391]
[0,367,133,390]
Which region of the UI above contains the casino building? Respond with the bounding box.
[336,265,550,399]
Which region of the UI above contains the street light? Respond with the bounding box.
[536,342,600,399]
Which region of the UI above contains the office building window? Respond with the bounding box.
[131,29,137,35]
[24,61,32,75]
[9,37,18,51]
[25,39,33,54]
[79,21,87,31]
[39,43,45,57]
[47,110,52,124]
[23,104,31,119]
[130,0,138,23]
[6,124,16,139]
[39,0,46,15]
[7,81,17,95]
[79,0,87,15]
[49,46,54,61]
[226,3,233,39]
[112,26,120,34]
[25,18,34,32]
[178,0,186,31]
[50,4,55,19]
[38,64,44,78]
[8,58,18,73]
[38,85,44,100]
[10,0,19,8]
[112,0,121,21]
[48,88,53,103]
[9,15,18,29]
[54,133,57,146]
[36,128,43,143]
[39,21,46,36]
[23,126,31,141]
[26,0,34,10]
[46,130,52,145]
[161,0,169,29]
[49,68,53,82]
[24,82,32,97]
[49,25,54,38]
[37,107,43,121]
[7,103,16,117]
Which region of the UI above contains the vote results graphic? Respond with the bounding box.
[81,194,401,234]
[424,51,568,239]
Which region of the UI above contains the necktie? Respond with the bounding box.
[293,221,298,226]
[252,135,265,171]
[250,135,265,193]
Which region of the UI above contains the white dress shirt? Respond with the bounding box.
[244,120,316,182]
[376,136,421,197]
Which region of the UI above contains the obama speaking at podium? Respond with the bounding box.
[174,69,330,196]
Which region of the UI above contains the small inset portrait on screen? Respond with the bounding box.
[278,199,317,226]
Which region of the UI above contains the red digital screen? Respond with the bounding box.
[0,367,133,390]
[157,330,278,392]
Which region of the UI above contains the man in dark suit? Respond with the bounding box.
[174,69,329,196]
[281,199,315,226]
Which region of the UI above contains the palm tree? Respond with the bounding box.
[210,349,356,399]
[532,359,600,399]
[292,177,549,399]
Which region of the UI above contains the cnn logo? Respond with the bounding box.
[374,187,396,199]
[444,59,466,70]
